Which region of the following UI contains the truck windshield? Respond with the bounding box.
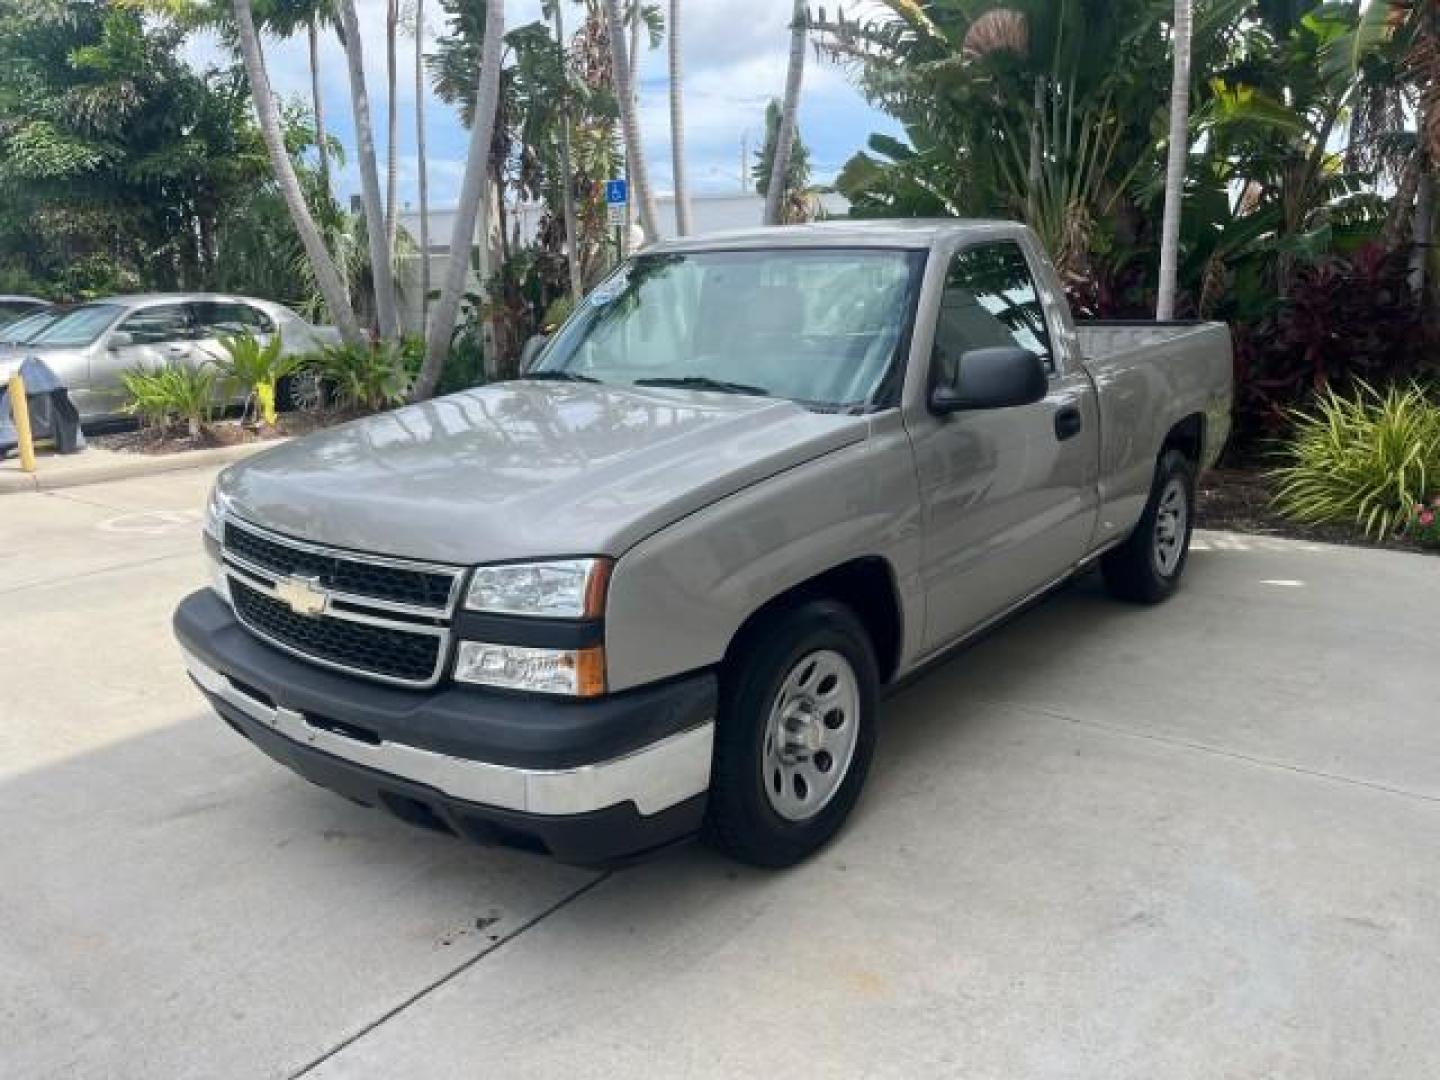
[531,249,925,410]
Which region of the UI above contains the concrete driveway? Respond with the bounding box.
[3,467,1437,1079]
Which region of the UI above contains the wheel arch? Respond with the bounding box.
[1162,412,1206,466]
[723,556,905,685]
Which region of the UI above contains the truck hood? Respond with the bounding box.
[217,380,869,564]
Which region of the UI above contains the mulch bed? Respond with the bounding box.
[1198,468,1435,556]
[92,411,345,456]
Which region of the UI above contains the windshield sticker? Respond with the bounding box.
[587,270,629,307]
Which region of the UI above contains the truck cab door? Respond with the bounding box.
[907,239,1100,655]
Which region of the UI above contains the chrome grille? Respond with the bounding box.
[219,515,462,688]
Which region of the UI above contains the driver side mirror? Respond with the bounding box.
[519,333,550,372]
[930,346,1048,415]
[108,330,134,350]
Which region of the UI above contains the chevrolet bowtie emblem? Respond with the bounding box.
[276,574,328,617]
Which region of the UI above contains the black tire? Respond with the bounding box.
[705,600,880,868]
[1101,448,1197,604]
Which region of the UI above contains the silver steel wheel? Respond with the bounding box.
[1153,477,1188,576]
[761,649,861,823]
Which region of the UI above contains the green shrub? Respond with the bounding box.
[121,363,218,437]
[1272,382,1440,540]
[217,331,302,426]
[309,339,416,413]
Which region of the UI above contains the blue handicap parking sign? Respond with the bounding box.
[605,178,629,205]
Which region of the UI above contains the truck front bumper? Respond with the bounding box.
[173,589,715,865]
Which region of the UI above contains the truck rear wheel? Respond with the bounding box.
[705,600,879,868]
[1101,448,1196,603]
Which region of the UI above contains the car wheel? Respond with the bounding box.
[705,600,879,868]
[1101,448,1196,604]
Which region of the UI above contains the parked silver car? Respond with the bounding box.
[0,294,340,421]
[0,295,49,328]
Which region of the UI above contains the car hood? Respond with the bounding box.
[217,380,869,564]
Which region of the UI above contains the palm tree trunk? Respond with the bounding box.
[625,2,643,241]
[553,0,583,301]
[385,0,400,269]
[668,0,692,235]
[309,13,330,195]
[233,0,362,344]
[415,0,431,336]
[604,0,662,244]
[765,0,806,227]
[414,0,505,401]
[1156,0,1193,320]
[336,0,401,341]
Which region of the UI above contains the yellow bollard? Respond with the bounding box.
[7,373,36,474]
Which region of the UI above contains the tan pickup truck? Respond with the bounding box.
[175,220,1232,867]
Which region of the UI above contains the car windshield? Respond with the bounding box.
[0,301,41,325]
[30,303,125,347]
[531,249,925,410]
[0,309,60,343]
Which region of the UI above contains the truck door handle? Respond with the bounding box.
[1054,405,1083,442]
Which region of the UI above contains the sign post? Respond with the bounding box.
[605,178,629,259]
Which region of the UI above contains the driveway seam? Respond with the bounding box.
[287,871,613,1078]
[980,697,1440,808]
[0,550,192,597]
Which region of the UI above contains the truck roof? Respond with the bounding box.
[648,218,1022,254]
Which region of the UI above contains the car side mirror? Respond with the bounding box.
[930,346,1048,415]
[519,334,550,372]
[108,331,134,350]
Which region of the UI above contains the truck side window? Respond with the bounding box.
[933,242,1053,385]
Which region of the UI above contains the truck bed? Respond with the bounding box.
[1076,320,1227,364]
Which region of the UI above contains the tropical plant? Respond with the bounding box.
[311,340,419,412]
[334,0,401,341]
[418,0,506,401]
[754,99,818,224]
[1272,381,1440,540]
[603,0,662,242]
[765,0,808,227]
[1408,493,1440,547]
[1232,245,1431,439]
[218,332,303,425]
[668,0,692,236]
[120,363,219,437]
[231,0,363,343]
[1156,0,1193,319]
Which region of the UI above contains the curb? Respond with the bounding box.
[0,439,283,495]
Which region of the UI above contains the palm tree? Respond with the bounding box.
[415,0,431,334]
[668,0,691,235]
[765,0,807,227]
[415,0,505,401]
[385,0,401,263]
[604,0,661,244]
[1156,0,1193,320]
[336,0,401,341]
[554,0,584,300]
[308,9,331,194]
[231,0,362,344]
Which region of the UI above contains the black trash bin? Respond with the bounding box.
[0,356,86,458]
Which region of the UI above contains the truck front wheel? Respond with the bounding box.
[705,600,879,868]
[1102,448,1196,603]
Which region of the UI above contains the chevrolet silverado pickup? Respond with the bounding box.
[175,220,1232,868]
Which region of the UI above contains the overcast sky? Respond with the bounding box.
[185,0,901,211]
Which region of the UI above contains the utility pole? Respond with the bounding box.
[740,132,748,193]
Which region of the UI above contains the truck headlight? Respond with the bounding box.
[202,485,228,542]
[464,558,611,618]
[202,487,230,603]
[453,642,606,697]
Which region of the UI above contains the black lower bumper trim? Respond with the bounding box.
[174,589,717,770]
[216,696,707,867]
